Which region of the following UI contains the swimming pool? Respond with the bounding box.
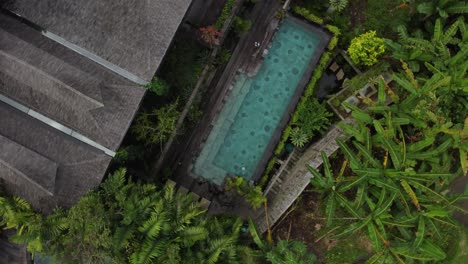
[193,17,327,185]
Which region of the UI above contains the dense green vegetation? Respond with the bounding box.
[286,0,468,262]
[1,1,467,263]
[347,31,386,66]
[0,170,315,264]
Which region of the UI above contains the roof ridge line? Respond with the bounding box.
[0,94,116,157]
[42,30,148,85]
[0,159,55,196]
[0,48,105,108]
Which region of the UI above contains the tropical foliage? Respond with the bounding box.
[348,31,386,67]
[0,170,255,264]
[144,77,170,96]
[417,0,468,19]
[215,0,236,30]
[248,219,317,264]
[308,65,468,262]
[290,127,309,148]
[132,100,180,147]
[329,0,348,12]
[233,17,252,35]
[226,176,266,209]
[200,26,222,47]
[292,98,333,141]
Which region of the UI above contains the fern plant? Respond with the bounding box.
[329,0,348,12]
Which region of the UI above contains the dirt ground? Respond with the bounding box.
[347,0,367,28]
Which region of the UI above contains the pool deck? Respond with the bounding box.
[171,1,330,218]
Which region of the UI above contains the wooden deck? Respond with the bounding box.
[254,118,354,233]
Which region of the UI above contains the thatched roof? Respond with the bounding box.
[0,101,112,212]
[0,12,146,151]
[0,230,31,264]
[2,0,193,82]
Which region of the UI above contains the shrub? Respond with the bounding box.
[144,77,170,96]
[290,127,309,148]
[215,0,236,30]
[199,26,222,47]
[292,6,324,25]
[328,36,339,50]
[258,157,278,188]
[274,126,292,155]
[318,52,331,69]
[233,16,252,36]
[325,24,341,36]
[275,9,287,20]
[132,100,180,146]
[293,98,333,139]
[215,48,232,66]
[347,31,385,66]
[329,0,349,13]
[225,176,266,209]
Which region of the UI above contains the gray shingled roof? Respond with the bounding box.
[0,101,112,212]
[2,0,193,82]
[0,230,31,264]
[0,12,146,151]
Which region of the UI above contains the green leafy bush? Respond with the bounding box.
[0,169,260,263]
[114,145,145,164]
[275,9,287,20]
[233,16,252,35]
[215,0,236,30]
[144,77,170,96]
[348,31,386,66]
[258,157,278,188]
[290,127,309,148]
[132,100,180,146]
[225,176,266,209]
[327,36,339,50]
[329,0,348,13]
[274,126,292,155]
[293,98,333,140]
[292,6,324,25]
[266,240,317,264]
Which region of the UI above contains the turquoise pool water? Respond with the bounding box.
[193,18,321,185]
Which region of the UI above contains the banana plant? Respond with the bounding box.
[417,0,468,19]
[385,17,466,72]
[308,151,362,227]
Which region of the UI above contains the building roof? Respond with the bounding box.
[1,0,193,82]
[0,101,112,212]
[0,12,146,151]
[0,230,31,264]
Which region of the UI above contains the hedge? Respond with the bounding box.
[258,157,278,189]
[292,6,324,25]
[215,0,236,30]
[274,126,292,155]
